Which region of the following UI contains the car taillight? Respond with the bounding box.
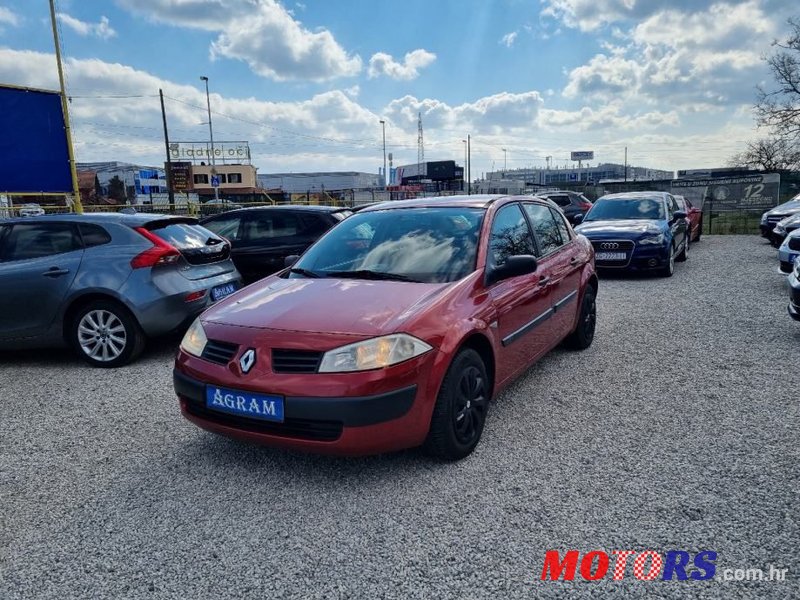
[131,227,181,269]
[579,201,593,211]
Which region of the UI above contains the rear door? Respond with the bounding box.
[487,203,556,380]
[0,221,84,340]
[667,195,688,250]
[237,210,309,280]
[523,203,582,340]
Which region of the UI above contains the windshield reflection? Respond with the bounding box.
[290,207,485,284]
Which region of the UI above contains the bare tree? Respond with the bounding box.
[728,138,800,171]
[755,17,800,144]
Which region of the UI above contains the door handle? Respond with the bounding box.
[538,276,551,287]
[569,256,581,265]
[42,267,70,278]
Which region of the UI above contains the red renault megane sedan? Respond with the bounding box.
[174,195,598,460]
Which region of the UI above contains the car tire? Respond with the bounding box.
[659,245,675,277]
[70,300,145,368]
[564,285,597,350]
[677,236,688,262]
[423,348,490,461]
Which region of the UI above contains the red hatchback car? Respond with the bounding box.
[174,196,598,460]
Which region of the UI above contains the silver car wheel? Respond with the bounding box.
[78,310,127,362]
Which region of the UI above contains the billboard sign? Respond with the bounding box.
[169,141,250,164]
[168,162,191,191]
[571,151,594,161]
[0,85,72,193]
[670,173,780,211]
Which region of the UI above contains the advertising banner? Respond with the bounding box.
[0,85,71,193]
[571,151,594,161]
[670,173,780,211]
[169,141,250,164]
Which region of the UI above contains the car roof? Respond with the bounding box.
[202,204,351,217]
[359,195,526,212]
[0,212,195,227]
[598,192,670,201]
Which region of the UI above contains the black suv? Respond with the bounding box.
[534,191,593,225]
[200,205,352,282]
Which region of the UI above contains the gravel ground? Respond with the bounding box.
[1,235,798,599]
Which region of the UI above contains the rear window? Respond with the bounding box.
[549,195,572,207]
[148,222,222,249]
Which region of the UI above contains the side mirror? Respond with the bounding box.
[573,213,585,225]
[284,255,300,268]
[673,210,688,221]
[486,255,538,286]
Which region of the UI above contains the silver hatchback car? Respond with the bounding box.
[0,213,241,367]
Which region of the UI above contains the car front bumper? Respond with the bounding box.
[778,247,800,274]
[173,345,441,456]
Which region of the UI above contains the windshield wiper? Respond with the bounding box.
[289,267,323,279]
[325,269,422,283]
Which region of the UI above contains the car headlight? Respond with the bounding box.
[638,234,665,245]
[775,225,787,235]
[180,318,208,357]
[795,259,800,278]
[761,213,769,225]
[318,334,432,373]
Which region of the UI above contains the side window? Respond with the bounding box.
[551,195,572,208]
[523,203,564,256]
[668,196,678,215]
[2,223,81,261]
[301,214,333,236]
[79,223,112,248]
[488,204,535,268]
[242,212,301,242]
[550,208,572,244]
[203,215,243,241]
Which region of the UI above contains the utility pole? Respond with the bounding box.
[624,146,628,182]
[379,120,387,191]
[502,148,507,174]
[467,134,471,195]
[417,112,424,189]
[461,139,467,193]
[200,76,220,202]
[49,0,83,213]
[159,89,175,206]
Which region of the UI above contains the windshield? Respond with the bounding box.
[289,207,485,283]
[585,197,666,221]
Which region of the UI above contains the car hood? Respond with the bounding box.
[575,219,665,237]
[203,276,451,335]
[767,201,800,217]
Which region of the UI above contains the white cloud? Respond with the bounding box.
[500,31,518,47]
[116,0,361,81]
[0,6,19,27]
[57,13,117,40]
[367,49,436,81]
[562,1,779,109]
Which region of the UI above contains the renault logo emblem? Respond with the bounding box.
[600,242,620,250]
[239,349,256,374]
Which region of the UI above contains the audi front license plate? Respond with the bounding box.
[206,385,285,422]
[595,251,627,261]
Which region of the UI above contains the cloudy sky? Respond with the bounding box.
[0,0,796,177]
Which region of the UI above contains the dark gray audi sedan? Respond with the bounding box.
[0,212,241,367]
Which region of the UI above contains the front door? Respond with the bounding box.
[486,203,556,383]
[0,222,83,340]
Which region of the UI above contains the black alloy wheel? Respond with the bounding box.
[424,349,490,461]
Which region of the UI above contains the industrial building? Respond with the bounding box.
[485,163,674,187]
[257,172,383,193]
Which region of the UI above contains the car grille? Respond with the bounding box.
[590,240,634,267]
[767,215,785,224]
[272,349,323,374]
[201,339,239,365]
[788,237,800,251]
[184,401,342,442]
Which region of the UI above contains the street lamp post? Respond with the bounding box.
[502,148,507,174]
[379,120,387,191]
[200,76,219,202]
[461,139,467,193]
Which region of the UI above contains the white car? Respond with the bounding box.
[18,203,45,217]
[778,229,800,274]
